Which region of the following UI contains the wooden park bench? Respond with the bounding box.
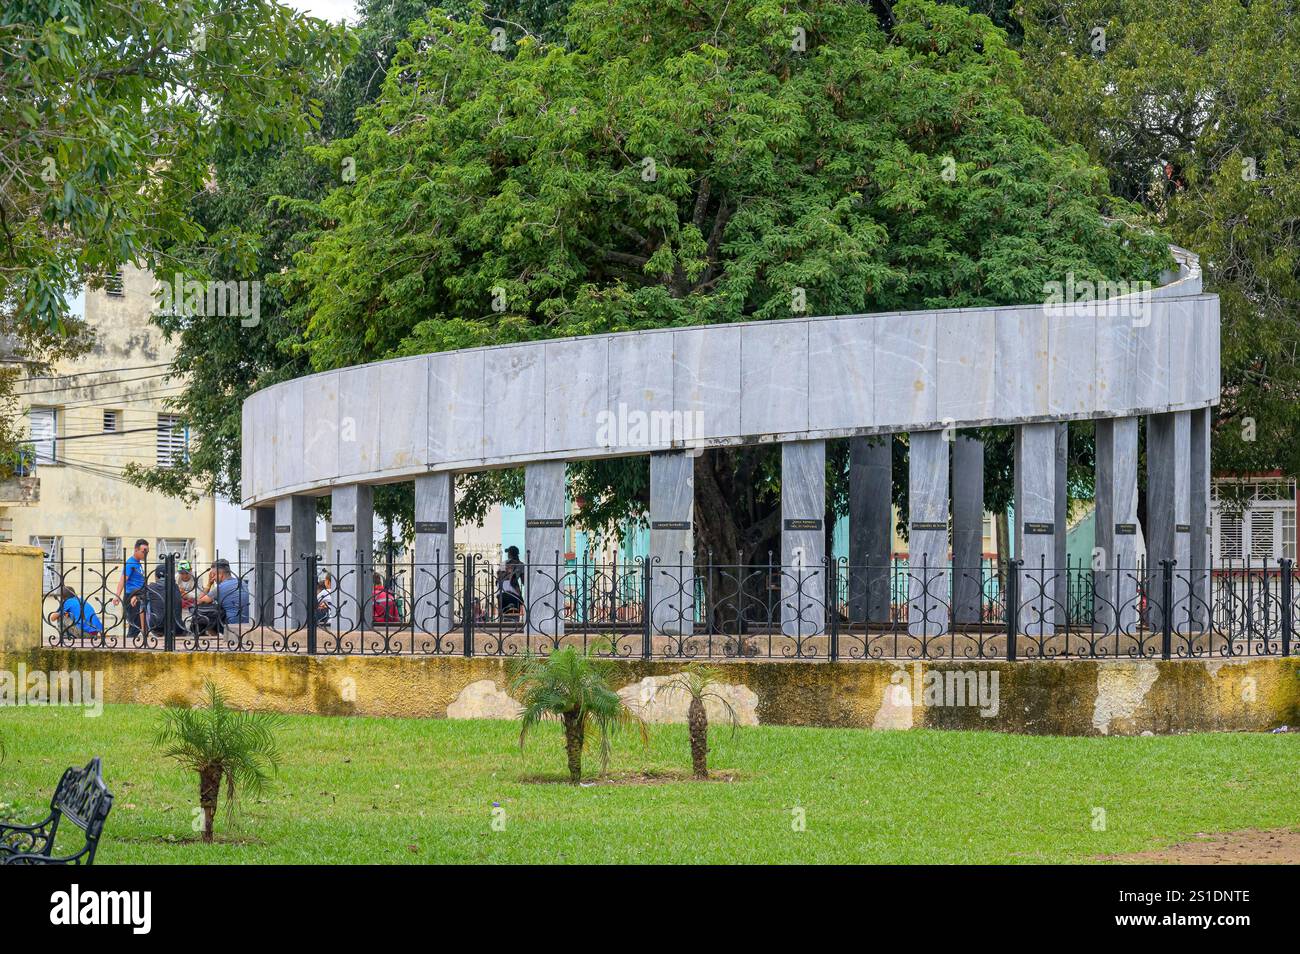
[0,757,114,865]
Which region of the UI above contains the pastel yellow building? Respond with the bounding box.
[2,264,215,579]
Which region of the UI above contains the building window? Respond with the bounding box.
[1212,477,1297,564]
[102,409,120,433]
[156,538,194,560]
[28,406,56,464]
[30,535,62,594]
[105,269,124,297]
[102,537,122,562]
[30,535,62,561]
[1249,510,1276,559]
[1217,511,1243,560]
[157,414,188,467]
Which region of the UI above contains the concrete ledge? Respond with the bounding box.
[2,647,1296,736]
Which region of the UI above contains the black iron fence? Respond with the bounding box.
[40,549,1300,661]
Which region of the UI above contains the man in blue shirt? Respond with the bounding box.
[113,538,149,636]
[49,586,104,637]
[196,559,249,632]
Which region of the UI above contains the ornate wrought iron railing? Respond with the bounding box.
[40,548,1299,661]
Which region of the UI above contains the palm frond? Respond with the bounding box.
[506,645,646,773]
[661,663,740,736]
[154,679,284,825]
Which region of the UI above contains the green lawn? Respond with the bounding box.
[1,704,1296,863]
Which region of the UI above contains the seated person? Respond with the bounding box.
[372,572,399,624]
[316,579,333,627]
[176,561,199,612]
[144,566,187,635]
[194,559,251,633]
[48,586,104,636]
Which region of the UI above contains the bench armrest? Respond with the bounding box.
[0,814,55,856]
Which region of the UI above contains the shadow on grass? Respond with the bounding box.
[518,768,743,786]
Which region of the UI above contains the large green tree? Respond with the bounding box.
[131,0,436,521]
[289,0,1168,564]
[1017,0,1300,486]
[0,0,353,472]
[131,0,564,536]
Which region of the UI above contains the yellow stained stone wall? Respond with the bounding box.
[0,543,43,651]
[0,643,1297,735]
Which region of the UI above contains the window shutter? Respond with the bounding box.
[1249,510,1276,560]
[157,415,188,467]
[29,407,56,463]
[1218,511,1243,561]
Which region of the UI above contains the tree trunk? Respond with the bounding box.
[688,696,709,779]
[694,447,783,639]
[198,766,221,843]
[563,712,585,784]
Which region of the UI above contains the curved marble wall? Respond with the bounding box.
[241,252,1216,506]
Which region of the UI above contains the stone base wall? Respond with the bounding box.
[3,646,1297,736]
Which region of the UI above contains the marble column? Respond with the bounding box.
[908,430,949,636]
[1189,407,1212,628]
[1053,423,1070,628]
[524,461,566,636]
[951,434,984,626]
[249,506,276,626]
[649,451,694,636]
[1094,417,1140,635]
[1014,423,1058,635]
[414,472,456,635]
[1146,411,1192,631]
[849,436,893,624]
[331,484,374,632]
[781,440,826,637]
[274,495,316,628]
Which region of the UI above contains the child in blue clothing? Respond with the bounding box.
[49,585,104,636]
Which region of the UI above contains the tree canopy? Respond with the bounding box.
[283,0,1167,560]
[0,0,353,341]
[0,0,353,477]
[1018,0,1300,488]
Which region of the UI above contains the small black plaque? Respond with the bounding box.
[274,525,290,533]
[1024,522,1055,535]
[1176,523,1191,533]
[1115,523,1137,535]
[415,521,448,534]
[526,518,563,529]
[651,521,691,530]
[333,524,355,534]
[912,521,946,532]
[784,519,823,531]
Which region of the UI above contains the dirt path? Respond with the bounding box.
[1104,829,1300,864]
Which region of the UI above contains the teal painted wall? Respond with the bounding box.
[501,503,524,557]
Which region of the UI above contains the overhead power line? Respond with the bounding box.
[19,369,176,396]
[19,361,173,383]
